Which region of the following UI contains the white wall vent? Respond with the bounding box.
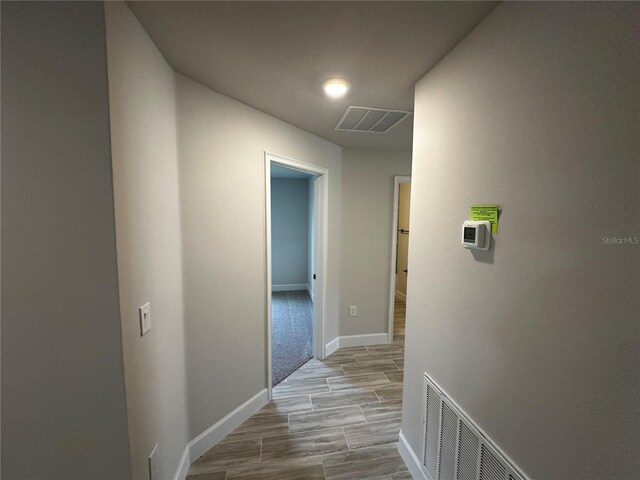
[335,106,411,133]
[422,373,528,480]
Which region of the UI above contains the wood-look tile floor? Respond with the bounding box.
[187,300,408,480]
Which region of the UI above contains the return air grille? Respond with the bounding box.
[424,383,441,479]
[480,445,506,480]
[335,106,411,133]
[438,402,458,480]
[456,422,479,480]
[422,374,528,480]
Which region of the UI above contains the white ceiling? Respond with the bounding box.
[128,1,498,151]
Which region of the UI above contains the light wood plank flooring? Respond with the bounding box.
[187,300,408,480]
[392,296,405,345]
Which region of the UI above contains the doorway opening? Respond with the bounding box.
[388,176,411,344]
[265,153,328,396]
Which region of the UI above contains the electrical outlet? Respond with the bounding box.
[349,305,357,317]
[139,303,151,336]
[148,443,158,480]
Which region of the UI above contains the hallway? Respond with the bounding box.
[187,302,408,479]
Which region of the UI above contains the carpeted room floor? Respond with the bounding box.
[271,290,313,386]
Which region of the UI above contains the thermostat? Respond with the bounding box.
[462,220,491,250]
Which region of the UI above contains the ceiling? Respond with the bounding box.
[128,1,498,151]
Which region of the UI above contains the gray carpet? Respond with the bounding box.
[272,290,313,386]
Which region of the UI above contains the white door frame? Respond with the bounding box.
[387,176,411,342]
[265,152,329,399]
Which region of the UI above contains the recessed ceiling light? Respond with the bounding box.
[322,78,350,98]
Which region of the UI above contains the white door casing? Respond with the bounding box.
[264,152,328,399]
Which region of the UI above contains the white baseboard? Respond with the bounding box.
[395,290,406,302]
[173,389,269,480]
[325,333,388,355]
[338,333,388,348]
[172,445,190,480]
[272,283,309,292]
[398,430,429,480]
[188,388,268,462]
[325,337,340,357]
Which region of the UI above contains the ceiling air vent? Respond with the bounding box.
[335,106,411,134]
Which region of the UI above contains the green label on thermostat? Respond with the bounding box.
[470,205,499,234]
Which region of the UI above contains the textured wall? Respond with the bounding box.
[402,3,640,479]
[340,148,412,337]
[104,3,190,479]
[176,74,343,437]
[271,178,310,286]
[1,2,131,478]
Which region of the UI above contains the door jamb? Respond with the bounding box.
[387,176,411,343]
[265,152,329,399]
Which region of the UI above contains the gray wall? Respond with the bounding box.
[1,2,131,478]
[402,3,640,479]
[176,73,343,438]
[271,178,310,287]
[104,3,344,473]
[104,3,190,480]
[340,148,412,337]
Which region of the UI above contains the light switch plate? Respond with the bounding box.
[349,305,357,317]
[139,303,151,336]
